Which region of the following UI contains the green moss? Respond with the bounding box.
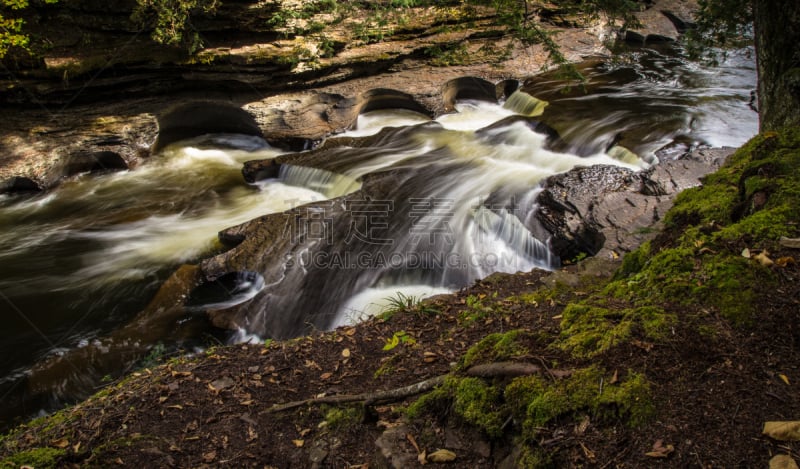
[407,365,652,463]
[617,240,651,277]
[600,128,800,327]
[405,375,458,419]
[506,366,653,436]
[0,447,66,468]
[517,448,556,468]
[452,378,505,437]
[461,330,528,368]
[323,406,363,431]
[557,304,675,357]
[517,280,573,306]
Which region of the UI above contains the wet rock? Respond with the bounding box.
[476,115,562,150]
[374,424,419,469]
[442,76,501,112]
[154,101,264,153]
[532,147,734,262]
[0,176,42,195]
[60,150,129,177]
[308,439,330,468]
[26,264,204,397]
[625,0,692,44]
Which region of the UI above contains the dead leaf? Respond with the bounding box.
[158,396,168,404]
[167,405,183,410]
[609,370,619,385]
[742,247,752,258]
[377,420,402,429]
[776,257,796,267]
[341,348,351,358]
[292,439,305,448]
[305,360,322,370]
[406,433,421,453]
[779,374,791,385]
[50,438,70,449]
[320,372,333,380]
[247,426,258,442]
[764,421,800,441]
[171,371,192,378]
[754,251,774,266]
[202,451,216,462]
[208,376,235,392]
[427,449,457,463]
[580,442,596,463]
[632,340,654,352]
[345,327,356,336]
[240,400,254,406]
[299,428,311,437]
[770,454,800,469]
[645,439,674,458]
[418,449,428,465]
[73,441,81,453]
[575,415,591,435]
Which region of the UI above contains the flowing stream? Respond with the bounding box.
[0,44,757,428]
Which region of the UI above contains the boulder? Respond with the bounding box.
[532,147,734,262]
[60,150,129,177]
[0,176,42,195]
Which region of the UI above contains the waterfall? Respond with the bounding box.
[503,90,549,117]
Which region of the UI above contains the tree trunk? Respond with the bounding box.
[754,0,800,131]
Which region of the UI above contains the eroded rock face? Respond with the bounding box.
[625,0,698,44]
[0,176,42,195]
[532,147,734,261]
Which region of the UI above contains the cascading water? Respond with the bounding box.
[0,44,758,429]
[220,98,650,339]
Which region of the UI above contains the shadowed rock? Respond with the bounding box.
[60,151,129,177]
[26,264,205,399]
[442,76,500,112]
[154,102,264,153]
[0,176,42,195]
[532,147,734,261]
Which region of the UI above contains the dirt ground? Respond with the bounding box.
[1,249,797,468]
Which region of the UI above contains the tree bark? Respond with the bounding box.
[754,0,800,131]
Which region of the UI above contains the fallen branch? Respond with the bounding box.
[264,375,447,413]
[464,361,571,379]
[263,361,570,413]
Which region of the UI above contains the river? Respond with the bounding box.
[0,44,757,428]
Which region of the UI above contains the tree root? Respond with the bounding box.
[263,361,571,413]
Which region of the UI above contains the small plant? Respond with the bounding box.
[315,35,337,58]
[384,291,421,313]
[383,330,416,351]
[141,342,167,368]
[424,43,470,66]
[458,293,494,325]
[132,0,219,54]
[0,0,59,59]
